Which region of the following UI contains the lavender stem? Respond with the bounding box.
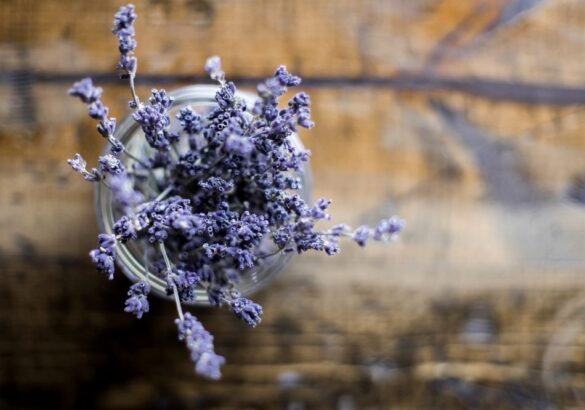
[159,242,184,321]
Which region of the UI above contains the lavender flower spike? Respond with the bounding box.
[176,312,225,379]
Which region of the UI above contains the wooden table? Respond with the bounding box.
[2,1,585,408]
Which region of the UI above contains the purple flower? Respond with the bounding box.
[97,117,116,138]
[204,56,225,83]
[352,225,370,247]
[309,198,331,220]
[195,352,226,380]
[109,137,125,156]
[118,32,137,54]
[99,154,125,176]
[112,4,137,35]
[117,55,137,76]
[177,106,203,134]
[67,153,86,173]
[113,5,138,77]
[274,65,301,87]
[215,82,237,109]
[109,174,143,213]
[68,78,102,104]
[149,89,174,109]
[324,241,340,256]
[225,134,254,157]
[373,216,405,241]
[89,233,117,280]
[89,250,116,280]
[132,104,173,150]
[167,269,200,303]
[199,177,233,196]
[175,312,225,380]
[289,92,310,108]
[67,153,101,182]
[88,100,109,120]
[230,297,263,327]
[113,215,138,242]
[124,281,150,319]
[288,92,314,128]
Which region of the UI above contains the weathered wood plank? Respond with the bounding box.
[0,0,582,85]
[2,256,585,409]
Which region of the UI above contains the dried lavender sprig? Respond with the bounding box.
[160,242,226,379]
[68,78,125,158]
[112,4,141,108]
[175,313,225,380]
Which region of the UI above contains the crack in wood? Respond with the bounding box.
[2,70,583,106]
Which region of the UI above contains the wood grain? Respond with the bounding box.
[1,0,585,409]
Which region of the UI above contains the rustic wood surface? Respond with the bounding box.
[2,0,585,408]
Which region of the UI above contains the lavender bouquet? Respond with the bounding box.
[68,4,404,380]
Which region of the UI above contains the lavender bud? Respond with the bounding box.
[117,55,137,75]
[67,153,101,182]
[89,233,117,280]
[109,137,125,156]
[67,153,87,174]
[324,241,340,256]
[230,297,263,327]
[88,100,109,120]
[97,117,116,137]
[225,134,253,157]
[204,56,225,83]
[177,106,203,134]
[99,154,125,176]
[124,280,150,319]
[274,65,301,87]
[112,4,137,35]
[309,198,331,220]
[373,216,405,241]
[89,249,116,280]
[68,78,103,104]
[149,89,174,109]
[352,225,370,247]
[113,215,138,242]
[118,32,137,54]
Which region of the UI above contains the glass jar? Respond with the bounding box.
[95,85,312,305]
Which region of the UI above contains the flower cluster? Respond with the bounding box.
[124,280,150,319]
[67,4,404,380]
